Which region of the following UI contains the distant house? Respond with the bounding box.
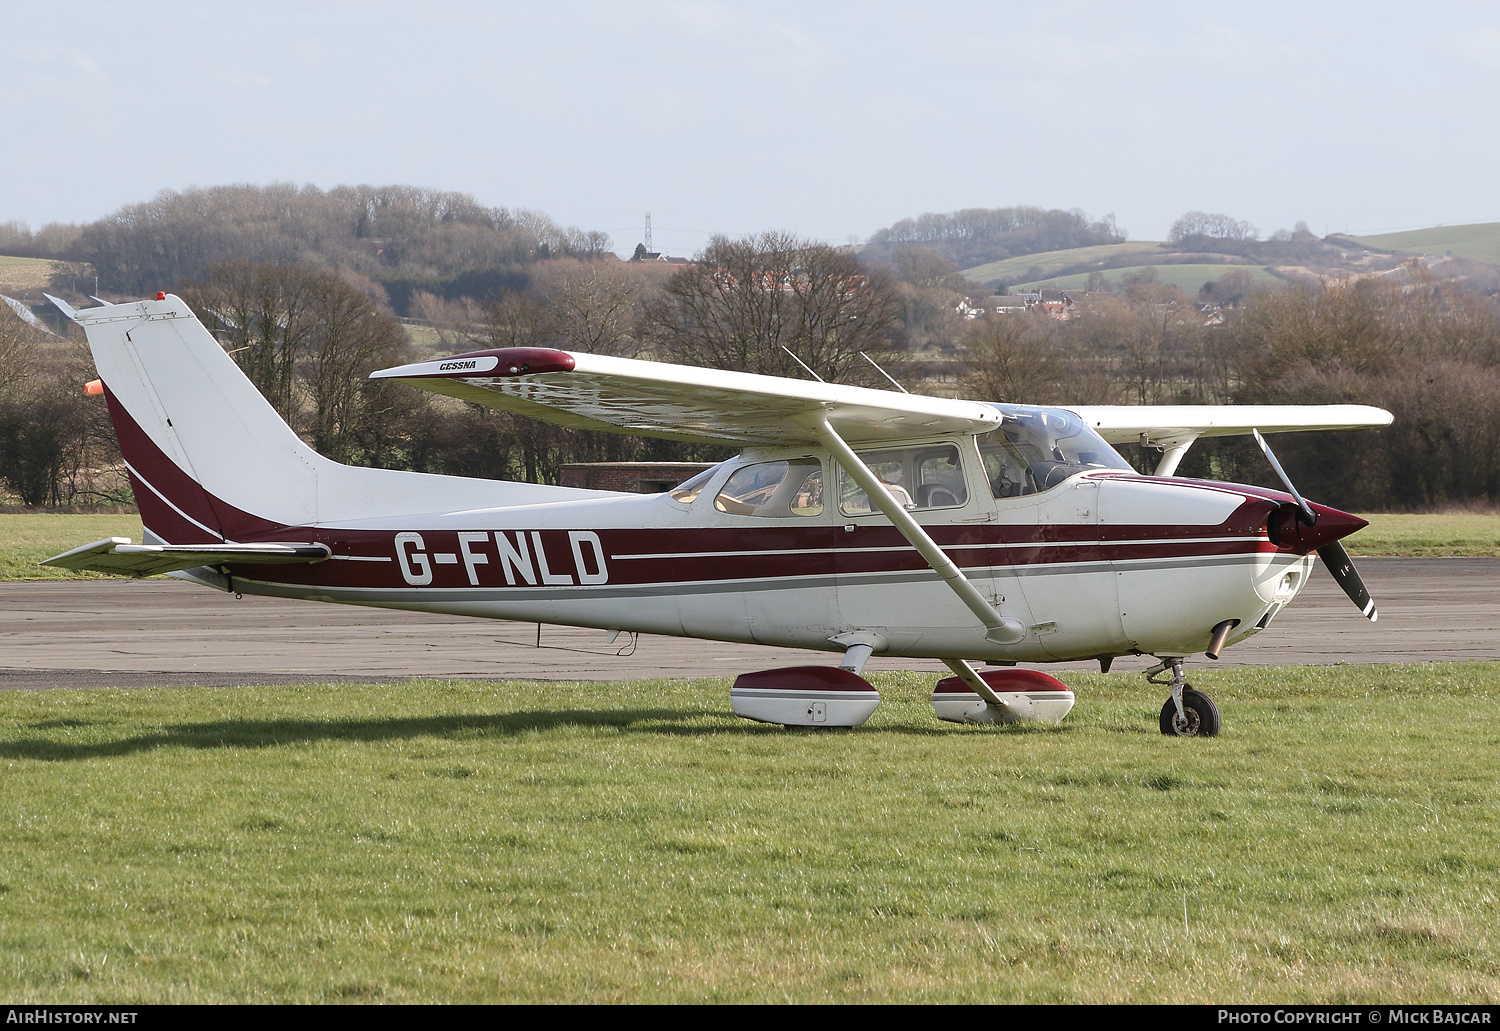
[629,244,691,265]
[988,290,1076,319]
[1035,290,1076,319]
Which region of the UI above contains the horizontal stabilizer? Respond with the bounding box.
[42,538,331,578]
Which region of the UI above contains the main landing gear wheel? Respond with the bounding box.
[1159,687,1221,737]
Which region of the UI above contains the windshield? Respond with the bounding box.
[979,405,1129,496]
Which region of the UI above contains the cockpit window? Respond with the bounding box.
[979,405,1129,497]
[713,459,824,517]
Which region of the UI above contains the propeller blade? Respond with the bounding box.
[1317,539,1378,621]
[1252,428,1317,525]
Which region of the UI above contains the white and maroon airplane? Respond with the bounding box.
[43,293,1391,736]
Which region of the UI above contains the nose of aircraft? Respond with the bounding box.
[1276,503,1368,555]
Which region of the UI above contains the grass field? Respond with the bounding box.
[1346,223,1500,265]
[1347,513,1500,557]
[0,664,1496,1003]
[961,242,1164,286]
[0,514,144,580]
[1012,263,1283,297]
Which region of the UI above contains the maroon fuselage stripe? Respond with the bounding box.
[105,383,305,542]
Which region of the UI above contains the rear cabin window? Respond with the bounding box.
[713,459,825,517]
[667,466,718,505]
[838,444,968,515]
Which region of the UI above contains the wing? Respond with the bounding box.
[1062,404,1393,446]
[369,348,1001,445]
[43,538,331,578]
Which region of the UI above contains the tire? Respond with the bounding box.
[1159,687,1222,737]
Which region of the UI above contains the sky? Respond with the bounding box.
[5,1,1500,258]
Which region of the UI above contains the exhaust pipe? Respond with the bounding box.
[1205,619,1239,660]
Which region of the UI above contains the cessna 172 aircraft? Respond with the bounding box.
[42,293,1391,737]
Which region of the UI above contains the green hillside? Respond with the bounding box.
[1345,222,1500,263]
[961,242,1163,284]
[1013,263,1282,296]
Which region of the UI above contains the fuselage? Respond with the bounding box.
[177,436,1325,665]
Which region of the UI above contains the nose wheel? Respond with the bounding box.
[1147,659,1222,737]
[1158,687,1221,737]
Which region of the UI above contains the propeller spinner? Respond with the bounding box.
[1252,429,1378,622]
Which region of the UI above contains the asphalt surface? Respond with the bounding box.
[1,558,1496,690]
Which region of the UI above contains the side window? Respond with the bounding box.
[839,444,968,515]
[667,466,718,505]
[713,459,824,518]
[980,441,1034,498]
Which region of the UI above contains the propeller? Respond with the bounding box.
[1252,429,1377,622]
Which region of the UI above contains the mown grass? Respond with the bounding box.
[1347,513,1500,557]
[0,514,143,579]
[1,664,1497,1003]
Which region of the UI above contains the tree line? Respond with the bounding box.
[0,183,612,311]
[862,206,1125,270]
[959,270,1500,510]
[2,225,1496,513]
[0,231,906,503]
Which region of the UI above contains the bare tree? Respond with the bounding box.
[536,259,648,357]
[889,247,966,290]
[1169,211,1259,245]
[960,313,1064,404]
[181,262,411,463]
[0,309,119,506]
[642,232,902,384]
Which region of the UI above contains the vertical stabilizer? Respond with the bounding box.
[76,295,321,541]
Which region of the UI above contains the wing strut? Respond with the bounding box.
[805,415,1026,645]
[1153,435,1199,476]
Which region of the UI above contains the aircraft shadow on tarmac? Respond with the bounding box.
[0,707,987,760]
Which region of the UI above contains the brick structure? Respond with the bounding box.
[559,462,716,494]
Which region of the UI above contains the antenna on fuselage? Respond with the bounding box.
[781,346,825,382]
[859,351,909,393]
